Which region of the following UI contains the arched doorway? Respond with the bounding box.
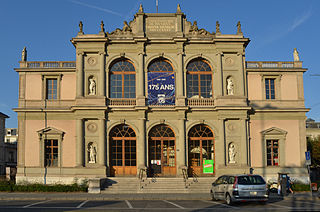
[148,124,176,176]
[188,124,215,176]
[109,124,136,176]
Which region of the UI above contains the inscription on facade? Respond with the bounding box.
[147,20,175,32]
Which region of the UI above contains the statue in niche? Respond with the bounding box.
[89,77,96,95]
[228,143,236,164]
[88,143,97,164]
[227,77,234,95]
[21,47,27,61]
[293,48,300,61]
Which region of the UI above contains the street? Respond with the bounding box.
[0,198,319,211]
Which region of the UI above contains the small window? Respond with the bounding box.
[46,79,58,100]
[237,175,266,185]
[265,78,275,99]
[44,139,58,167]
[266,140,279,166]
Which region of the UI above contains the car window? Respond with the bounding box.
[215,176,224,185]
[237,175,265,185]
[228,176,235,184]
[221,176,228,184]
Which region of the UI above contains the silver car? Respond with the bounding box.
[210,174,268,205]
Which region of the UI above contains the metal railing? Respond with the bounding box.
[26,61,76,68]
[109,98,136,106]
[246,61,295,69]
[188,98,214,106]
[138,166,147,189]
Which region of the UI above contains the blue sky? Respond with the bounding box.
[1,0,320,128]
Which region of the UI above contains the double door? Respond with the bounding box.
[149,138,176,176]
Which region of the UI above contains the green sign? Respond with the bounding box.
[203,160,214,174]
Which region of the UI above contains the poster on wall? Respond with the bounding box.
[147,72,175,105]
[203,159,214,174]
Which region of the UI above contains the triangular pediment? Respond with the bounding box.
[37,127,65,135]
[261,127,287,136]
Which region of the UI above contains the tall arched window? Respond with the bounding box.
[110,59,136,98]
[188,124,214,176]
[109,124,136,176]
[186,59,212,98]
[147,58,175,105]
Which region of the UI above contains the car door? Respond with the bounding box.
[212,176,223,199]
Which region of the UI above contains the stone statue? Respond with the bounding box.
[216,21,220,34]
[122,21,131,32]
[100,21,105,33]
[237,21,242,34]
[89,78,96,95]
[176,4,182,13]
[293,48,300,61]
[190,21,199,32]
[21,47,27,61]
[228,143,236,163]
[227,77,234,95]
[79,21,83,34]
[88,144,97,163]
[138,4,143,13]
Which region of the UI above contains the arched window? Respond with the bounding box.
[188,124,214,176]
[109,124,136,176]
[110,59,136,98]
[147,58,175,105]
[148,124,176,176]
[186,59,212,98]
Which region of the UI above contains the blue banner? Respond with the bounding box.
[148,72,175,105]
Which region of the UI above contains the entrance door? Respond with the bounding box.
[148,124,176,176]
[109,124,136,176]
[188,124,214,176]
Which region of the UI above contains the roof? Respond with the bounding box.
[0,112,9,119]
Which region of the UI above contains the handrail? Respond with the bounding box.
[192,170,198,183]
[138,166,147,189]
[180,166,188,188]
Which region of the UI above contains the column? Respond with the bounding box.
[99,52,105,96]
[238,53,246,96]
[240,118,249,166]
[76,53,84,97]
[17,115,25,167]
[176,52,184,102]
[137,118,146,170]
[137,52,145,106]
[215,53,223,97]
[76,119,84,167]
[217,118,226,167]
[98,119,105,166]
[176,118,186,176]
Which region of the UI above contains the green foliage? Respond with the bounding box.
[0,181,88,192]
[307,136,320,167]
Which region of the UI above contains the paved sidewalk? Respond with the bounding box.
[0,191,318,201]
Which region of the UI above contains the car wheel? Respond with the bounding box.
[225,193,232,205]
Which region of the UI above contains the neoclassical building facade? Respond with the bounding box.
[14,5,309,183]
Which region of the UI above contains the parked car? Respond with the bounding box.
[210,174,269,205]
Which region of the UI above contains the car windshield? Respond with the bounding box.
[237,175,265,185]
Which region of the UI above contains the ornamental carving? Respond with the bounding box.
[87,57,97,66]
[110,21,132,35]
[87,122,98,133]
[188,21,212,36]
[225,57,234,67]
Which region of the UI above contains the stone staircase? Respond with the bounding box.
[100,177,215,194]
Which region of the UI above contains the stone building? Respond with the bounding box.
[14,5,309,184]
[0,112,9,177]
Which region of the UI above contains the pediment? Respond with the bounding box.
[37,127,65,135]
[261,127,287,136]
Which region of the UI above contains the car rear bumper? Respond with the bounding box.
[232,195,268,202]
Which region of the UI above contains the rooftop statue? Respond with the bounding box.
[216,21,221,34]
[176,4,182,13]
[122,21,131,32]
[237,21,242,34]
[293,48,300,61]
[78,21,83,34]
[189,21,209,36]
[100,21,105,33]
[138,4,143,13]
[21,47,27,62]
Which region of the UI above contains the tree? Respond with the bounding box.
[307,136,320,167]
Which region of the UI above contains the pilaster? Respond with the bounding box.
[137,52,146,106]
[99,52,106,97]
[98,119,106,166]
[76,52,84,97]
[137,118,146,171]
[76,118,84,167]
[176,118,186,176]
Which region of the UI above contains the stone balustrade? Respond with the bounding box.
[20,61,76,68]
